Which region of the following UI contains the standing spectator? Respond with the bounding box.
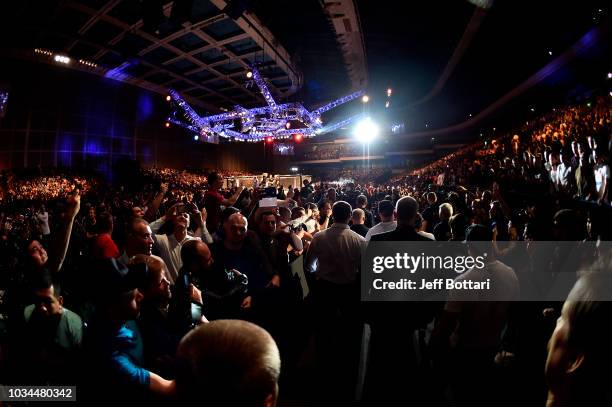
[15,274,83,385]
[150,203,207,283]
[204,172,245,233]
[421,192,439,233]
[91,212,120,260]
[175,320,280,406]
[36,204,51,243]
[545,271,612,406]
[575,145,595,200]
[350,208,370,238]
[133,255,181,378]
[305,201,365,403]
[121,218,155,264]
[433,203,453,241]
[365,200,396,241]
[433,225,519,406]
[85,260,175,403]
[210,213,278,320]
[593,148,610,204]
[355,194,374,228]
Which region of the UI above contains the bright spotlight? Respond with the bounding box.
[265,136,273,144]
[608,72,612,79]
[166,95,171,102]
[387,88,392,97]
[194,135,199,141]
[285,121,291,129]
[294,133,303,142]
[246,71,253,79]
[165,122,170,128]
[361,95,370,103]
[54,55,70,64]
[354,117,379,143]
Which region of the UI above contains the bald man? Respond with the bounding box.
[350,208,370,238]
[176,320,280,406]
[210,213,276,313]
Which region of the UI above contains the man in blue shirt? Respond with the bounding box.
[85,259,175,402]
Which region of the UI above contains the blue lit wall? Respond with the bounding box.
[0,58,277,174]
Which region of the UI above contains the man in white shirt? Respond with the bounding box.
[548,151,573,194]
[365,200,396,241]
[593,149,610,204]
[304,201,365,403]
[305,201,365,284]
[36,205,51,239]
[149,203,211,283]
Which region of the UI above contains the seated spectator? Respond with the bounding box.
[175,320,280,406]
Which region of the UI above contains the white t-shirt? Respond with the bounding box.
[37,211,50,235]
[444,260,519,349]
[365,221,397,241]
[594,164,610,201]
[154,234,200,284]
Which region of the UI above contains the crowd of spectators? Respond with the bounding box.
[0,97,610,406]
[300,142,383,161]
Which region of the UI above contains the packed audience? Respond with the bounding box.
[0,97,610,406]
[300,142,383,161]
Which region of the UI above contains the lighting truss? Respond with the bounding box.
[167,66,365,142]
